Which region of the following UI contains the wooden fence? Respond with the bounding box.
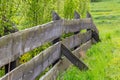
[0,11,100,80]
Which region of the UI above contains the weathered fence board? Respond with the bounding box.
[0,35,13,68]
[1,42,61,80]
[0,18,95,68]
[62,31,92,49]
[61,44,88,70]
[63,18,93,33]
[40,40,92,80]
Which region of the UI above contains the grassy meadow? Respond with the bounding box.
[57,0,120,80]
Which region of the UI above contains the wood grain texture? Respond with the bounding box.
[61,44,88,70]
[40,40,92,80]
[62,31,92,49]
[0,34,14,68]
[62,18,93,33]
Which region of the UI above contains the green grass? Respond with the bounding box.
[0,68,4,77]
[58,0,120,80]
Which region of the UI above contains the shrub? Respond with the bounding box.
[0,0,19,37]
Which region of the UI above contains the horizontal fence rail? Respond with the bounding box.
[0,11,100,80]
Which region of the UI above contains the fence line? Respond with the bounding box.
[0,18,96,68]
[0,11,100,80]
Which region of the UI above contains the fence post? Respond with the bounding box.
[52,11,61,44]
[74,11,81,49]
[86,11,92,18]
[74,11,80,19]
[51,11,61,66]
[4,30,19,74]
[52,11,61,21]
[87,11,92,31]
[86,11,101,42]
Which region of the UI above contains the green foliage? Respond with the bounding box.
[22,0,61,28]
[64,0,75,19]
[64,0,90,19]
[0,67,4,77]
[19,0,90,29]
[0,0,90,31]
[0,0,90,34]
[0,0,19,36]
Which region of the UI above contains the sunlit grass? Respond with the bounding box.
[58,0,120,80]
